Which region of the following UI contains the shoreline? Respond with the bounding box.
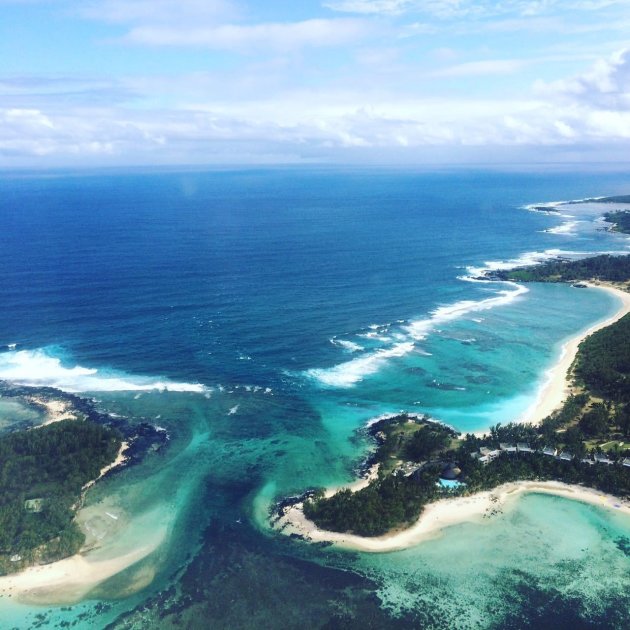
[0,540,161,605]
[0,382,171,606]
[274,480,630,553]
[273,281,630,553]
[0,442,135,604]
[518,281,630,425]
[82,440,130,493]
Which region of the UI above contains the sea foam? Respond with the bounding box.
[462,249,578,279]
[306,342,415,387]
[304,194,627,391]
[330,338,364,353]
[306,282,528,388]
[0,348,207,394]
[404,283,528,341]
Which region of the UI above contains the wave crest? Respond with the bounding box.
[305,342,414,388]
[0,348,207,394]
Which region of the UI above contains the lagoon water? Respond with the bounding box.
[0,168,629,628]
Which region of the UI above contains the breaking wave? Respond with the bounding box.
[305,282,528,388]
[0,347,208,394]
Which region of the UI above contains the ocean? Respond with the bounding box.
[0,167,629,628]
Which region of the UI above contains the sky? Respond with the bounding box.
[1,0,630,167]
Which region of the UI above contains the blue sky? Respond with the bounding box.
[1,0,630,167]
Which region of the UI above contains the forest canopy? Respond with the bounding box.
[499,254,630,283]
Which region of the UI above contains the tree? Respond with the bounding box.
[579,403,609,437]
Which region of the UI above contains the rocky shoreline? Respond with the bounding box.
[0,380,169,472]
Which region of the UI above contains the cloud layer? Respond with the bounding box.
[1,0,629,165]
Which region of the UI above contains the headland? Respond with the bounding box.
[273,254,630,553]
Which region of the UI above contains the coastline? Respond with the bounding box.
[272,280,630,554]
[274,480,630,553]
[0,442,135,604]
[518,281,630,425]
[82,440,129,492]
[0,541,161,605]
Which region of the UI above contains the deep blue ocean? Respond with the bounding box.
[0,168,629,628]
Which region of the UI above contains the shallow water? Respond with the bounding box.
[0,168,629,628]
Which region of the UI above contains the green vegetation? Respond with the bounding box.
[303,416,456,536]
[539,393,589,439]
[0,420,122,575]
[370,414,457,475]
[457,444,630,498]
[574,313,630,402]
[496,254,630,283]
[304,472,439,537]
[603,210,630,235]
[599,195,630,204]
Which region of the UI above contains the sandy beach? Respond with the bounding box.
[28,397,78,425]
[275,480,630,553]
[0,541,160,605]
[0,496,169,605]
[0,441,138,604]
[82,440,129,492]
[518,282,630,425]
[273,282,630,553]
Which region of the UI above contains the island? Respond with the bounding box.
[0,382,169,577]
[273,254,630,550]
[603,210,630,235]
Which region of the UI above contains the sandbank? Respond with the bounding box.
[274,480,630,553]
[0,499,168,605]
[518,282,630,425]
[0,541,159,605]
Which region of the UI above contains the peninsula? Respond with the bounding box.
[274,255,630,550]
[0,382,168,577]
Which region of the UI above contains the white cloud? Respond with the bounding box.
[325,0,628,17]
[78,1,372,52]
[123,18,371,51]
[80,0,237,24]
[4,48,630,165]
[323,0,413,14]
[536,48,630,109]
[430,59,528,77]
[3,108,54,129]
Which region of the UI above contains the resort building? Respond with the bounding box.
[622,458,630,468]
[542,447,557,457]
[559,451,573,461]
[475,447,501,465]
[397,462,422,477]
[517,443,533,453]
[581,457,595,466]
[499,443,517,453]
[594,453,614,465]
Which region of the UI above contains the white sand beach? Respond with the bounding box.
[0,441,141,604]
[0,499,169,605]
[275,480,630,553]
[273,281,630,553]
[82,441,129,492]
[29,397,78,425]
[0,542,159,605]
[518,282,630,425]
